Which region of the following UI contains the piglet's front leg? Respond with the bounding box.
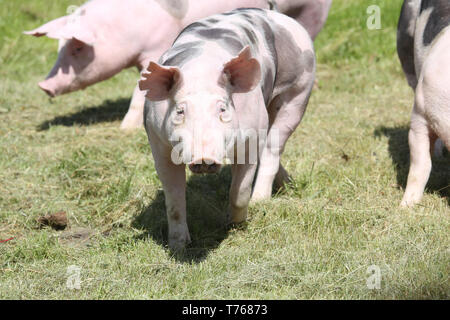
[148,132,190,250]
[161,163,190,251]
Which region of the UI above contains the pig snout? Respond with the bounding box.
[188,158,222,174]
[38,62,79,98]
[184,128,226,174]
[38,76,80,97]
[38,80,56,98]
[38,76,71,97]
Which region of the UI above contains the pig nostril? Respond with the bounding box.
[43,88,55,97]
[38,84,55,98]
[189,160,221,174]
[190,164,202,173]
[207,163,221,174]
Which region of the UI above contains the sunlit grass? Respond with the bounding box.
[0,0,448,299]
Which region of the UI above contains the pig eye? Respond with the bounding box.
[218,101,227,113]
[72,46,84,56]
[175,103,186,115]
[173,103,186,125]
[218,101,232,123]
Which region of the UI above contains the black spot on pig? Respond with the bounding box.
[172,22,209,43]
[169,41,204,53]
[221,37,244,53]
[421,0,450,46]
[262,67,275,105]
[241,25,258,45]
[301,49,315,73]
[397,0,418,87]
[206,18,220,24]
[253,13,278,69]
[196,28,239,40]
[235,8,264,13]
[163,46,202,67]
[239,13,254,22]
[186,22,209,30]
[194,28,244,54]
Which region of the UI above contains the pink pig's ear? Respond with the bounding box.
[222,46,261,93]
[139,62,182,101]
[59,22,96,45]
[23,16,69,38]
[24,15,95,45]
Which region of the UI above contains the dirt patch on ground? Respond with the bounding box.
[37,211,68,230]
[58,227,95,247]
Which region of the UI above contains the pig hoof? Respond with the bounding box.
[273,174,292,191]
[250,192,271,202]
[228,206,248,224]
[168,232,191,251]
[400,201,415,208]
[120,121,143,130]
[400,195,421,208]
[251,182,273,202]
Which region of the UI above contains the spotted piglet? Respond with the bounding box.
[139,8,315,249]
[397,0,450,207]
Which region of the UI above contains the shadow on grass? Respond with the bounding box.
[37,98,129,130]
[132,166,241,263]
[374,126,449,204]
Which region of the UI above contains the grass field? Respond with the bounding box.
[0,0,448,299]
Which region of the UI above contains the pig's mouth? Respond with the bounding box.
[188,159,222,174]
[38,82,56,98]
[38,78,87,98]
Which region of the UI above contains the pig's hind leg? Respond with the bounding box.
[120,83,146,129]
[229,163,258,224]
[290,0,332,41]
[401,106,433,207]
[401,46,450,207]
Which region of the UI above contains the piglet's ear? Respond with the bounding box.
[24,14,95,45]
[139,62,182,101]
[59,22,96,45]
[222,46,261,93]
[23,16,69,38]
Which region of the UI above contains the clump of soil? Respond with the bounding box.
[37,211,68,230]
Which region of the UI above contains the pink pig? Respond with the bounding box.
[139,8,316,249]
[24,0,331,129]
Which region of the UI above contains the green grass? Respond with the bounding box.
[0,0,449,299]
